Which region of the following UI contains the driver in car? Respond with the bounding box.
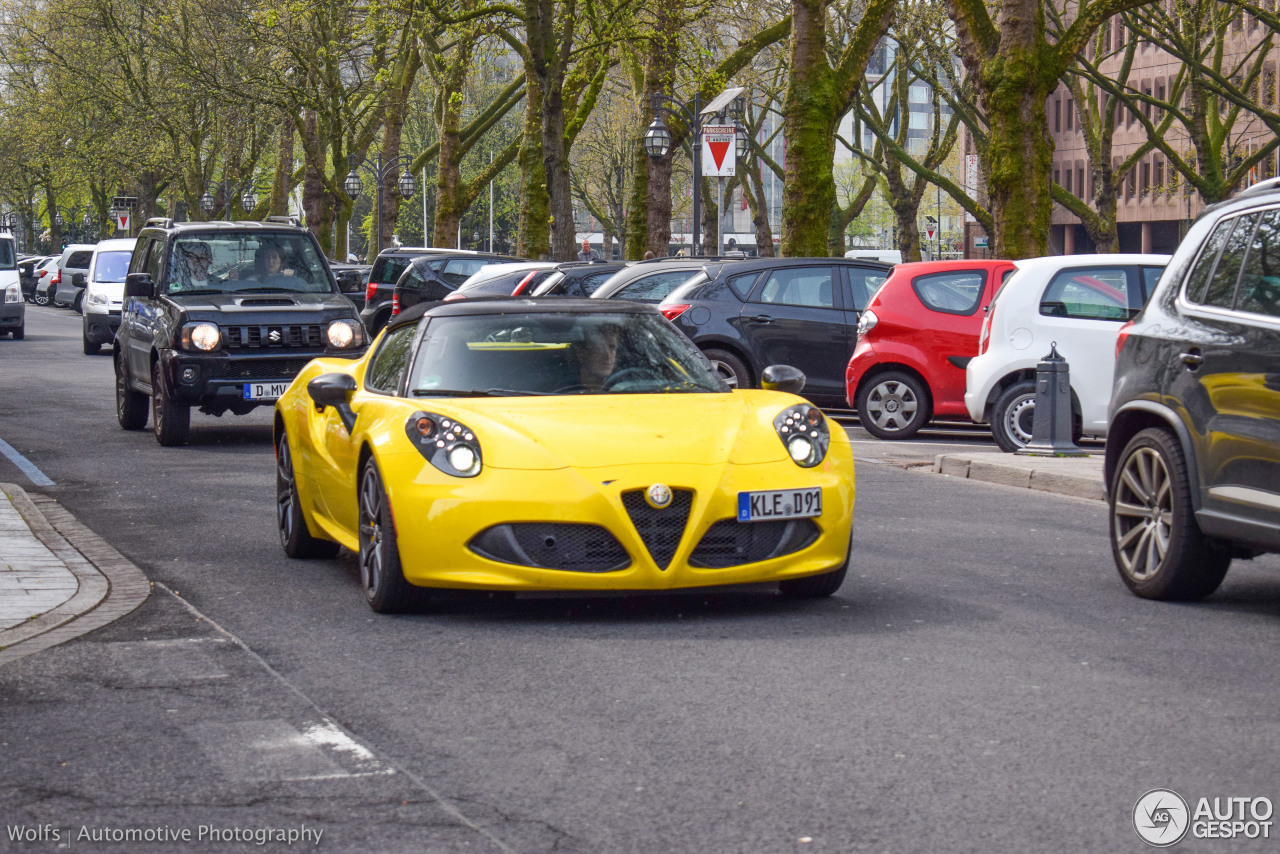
[171,242,221,292]
[574,323,621,391]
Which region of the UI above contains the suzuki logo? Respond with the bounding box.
[268,329,282,343]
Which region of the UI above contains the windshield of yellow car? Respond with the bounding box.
[407,312,729,396]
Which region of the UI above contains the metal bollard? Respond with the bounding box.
[1017,342,1086,456]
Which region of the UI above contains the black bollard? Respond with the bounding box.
[1017,342,1086,456]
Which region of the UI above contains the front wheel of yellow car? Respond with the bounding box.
[358,459,419,613]
[277,430,339,559]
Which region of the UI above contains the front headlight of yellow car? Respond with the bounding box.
[774,403,830,467]
[404,411,482,477]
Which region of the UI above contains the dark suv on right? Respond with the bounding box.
[1106,178,1280,600]
[360,248,513,335]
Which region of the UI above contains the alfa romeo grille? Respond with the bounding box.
[620,489,693,570]
[689,518,820,568]
[469,523,629,573]
[224,324,325,349]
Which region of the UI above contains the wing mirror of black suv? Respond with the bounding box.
[307,373,358,432]
[124,273,155,299]
[761,365,806,395]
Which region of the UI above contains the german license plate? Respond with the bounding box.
[243,382,290,401]
[737,488,822,522]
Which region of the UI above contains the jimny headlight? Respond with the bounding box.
[773,403,830,468]
[326,319,364,349]
[181,322,222,351]
[404,411,482,477]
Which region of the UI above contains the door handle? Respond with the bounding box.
[1180,349,1204,369]
[751,314,774,323]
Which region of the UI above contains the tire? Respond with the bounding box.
[277,429,340,559]
[115,352,148,430]
[151,361,190,446]
[703,348,752,390]
[990,380,1037,453]
[357,459,420,613]
[83,328,99,355]
[11,322,22,341]
[33,289,49,307]
[780,528,852,598]
[73,291,84,314]
[856,371,931,440]
[1109,427,1231,601]
[368,307,392,337]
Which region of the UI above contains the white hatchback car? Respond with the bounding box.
[81,237,136,354]
[965,254,1170,451]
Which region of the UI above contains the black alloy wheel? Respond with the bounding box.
[1110,427,1231,600]
[151,361,191,446]
[276,429,340,559]
[116,352,148,430]
[357,460,419,613]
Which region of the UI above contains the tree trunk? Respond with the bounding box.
[517,71,551,259]
[271,112,294,217]
[301,111,327,246]
[433,86,466,249]
[981,59,1055,257]
[378,98,406,253]
[741,165,775,257]
[700,176,718,255]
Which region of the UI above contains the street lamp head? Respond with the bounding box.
[241,189,257,212]
[643,117,672,159]
[82,212,92,227]
[54,212,64,227]
[199,192,216,213]
[734,119,749,159]
[397,171,416,200]
[344,171,363,200]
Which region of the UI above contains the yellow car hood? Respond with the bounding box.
[436,391,794,470]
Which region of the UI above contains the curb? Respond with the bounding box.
[932,453,1106,502]
[0,483,150,666]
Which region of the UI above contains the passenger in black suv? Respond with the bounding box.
[1106,178,1280,600]
[658,257,891,407]
[113,218,368,446]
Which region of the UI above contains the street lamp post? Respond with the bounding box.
[343,153,417,256]
[199,180,256,221]
[643,89,748,257]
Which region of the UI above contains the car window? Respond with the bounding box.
[441,258,491,286]
[578,271,615,296]
[402,267,427,289]
[614,270,698,303]
[0,240,14,270]
[1185,217,1239,304]
[1200,212,1259,309]
[372,256,412,285]
[167,232,331,294]
[93,251,133,283]
[1140,267,1163,303]
[1234,207,1280,318]
[67,251,94,268]
[846,267,889,310]
[145,241,163,281]
[912,270,986,315]
[755,267,835,308]
[727,272,760,299]
[365,324,418,393]
[1039,267,1135,321]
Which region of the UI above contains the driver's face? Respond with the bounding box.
[579,328,619,387]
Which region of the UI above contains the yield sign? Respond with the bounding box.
[925,226,936,240]
[701,125,736,177]
[116,212,131,231]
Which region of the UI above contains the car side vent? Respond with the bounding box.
[620,489,694,570]
[469,523,630,573]
[689,518,819,568]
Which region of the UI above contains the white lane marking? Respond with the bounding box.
[0,438,55,486]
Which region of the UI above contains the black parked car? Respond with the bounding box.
[530,262,626,297]
[590,258,719,303]
[1106,178,1280,601]
[330,262,371,311]
[18,255,51,302]
[658,258,892,407]
[362,249,514,333]
[437,261,559,301]
[113,218,368,446]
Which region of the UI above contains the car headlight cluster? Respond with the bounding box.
[773,404,830,468]
[181,321,222,351]
[404,411,482,478]
[326,319,364,349]
[3,284,18,304]
[86,287,109,308]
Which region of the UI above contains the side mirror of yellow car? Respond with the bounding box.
[761,365,806,395]
[308,373,358,432]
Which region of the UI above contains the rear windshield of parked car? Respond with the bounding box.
[93,251,133,283]
[167,232,333,295]
[67,251,94,269]
[0,239,14,270]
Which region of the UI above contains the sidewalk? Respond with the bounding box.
[931,450,1106,501]
[0,483,149,665]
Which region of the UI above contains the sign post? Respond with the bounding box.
[701,125,736,255]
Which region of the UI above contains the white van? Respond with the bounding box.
[0,233,22,339]
[81,237,136,354]
[844,249,903,265]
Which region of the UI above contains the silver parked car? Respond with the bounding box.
[52,243,96,310]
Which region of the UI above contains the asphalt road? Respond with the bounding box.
[2,305,1279,853]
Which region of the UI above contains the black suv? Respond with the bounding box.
[360,248,514,335]
[114,218,368,446]
[658,257,891,407]
[1106,178,1280,600]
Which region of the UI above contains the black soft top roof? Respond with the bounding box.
[384,297,662,333]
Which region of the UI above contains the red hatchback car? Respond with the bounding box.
[846,260,1017,439]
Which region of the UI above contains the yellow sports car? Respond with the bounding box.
[274,299,855,612]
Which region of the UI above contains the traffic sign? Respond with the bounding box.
[116,212,130,231]
[701,125,737,177]
[925,226,936,241]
